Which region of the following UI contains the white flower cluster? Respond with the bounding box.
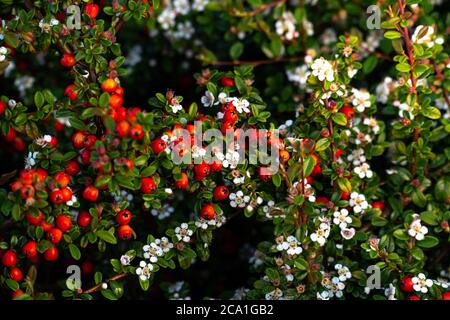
[275,11,298,41]
[411,25,444,48]
[137,237,174,281]
[310,216,331,246]
[276,235,303,256]
[412,273,434,293]
[195,215,226,230]
[317,264,351,299]
[311,57,335,82]
[229,190,250,208]
[349,192,369,214]
[0,46,8,62]
[38,18,59,33]
[351,88,371,113]
[151,203,175,220]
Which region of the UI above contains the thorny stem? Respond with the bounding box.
[83,272,129,294]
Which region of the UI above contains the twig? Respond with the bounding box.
[229,0,286,17]
[209,55,304,67]
[83,272,129,294]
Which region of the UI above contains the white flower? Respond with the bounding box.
[384,283,396,300]
[156,237,173,253]
[66,194,77,206]
[143,242,164,263]
[275,11,298,41]
[170,103,183,113]
[398,102,414,119]
[0,46,7,62]
[173,0,190,15]
[231,98,250,113]
[218,92,229,104]
[311,57,335,82]
[24,151,39,168]
[329,277,346,298]
[412,273,433,293]
[265,288,283,300]
[347,148,366,166]
[347,66,358,78]
[229,190,250,208]
[411,25,435,47]
[192,0,209,11]
[354,163,373,179]
[333,209,352,229]
[201,90,216,107]
[233,175,245,185]
[165,188,173,194]
[408,216,428,241]
[317,291,330,300]
[349,192,369,214]
[310,224,330,246]
[173,21,195,40]
[376,77,397,103]
[120,254,131,266]
[340,227,355,240]
[276,235,303,256]
[351,88,371,112]
[136,260,154,281]
[157,8,176,30]
[363,117,380,134]
[222,150,240,169]
[175,223,193,242]
[334,264,352,282]
[286,65,310,89]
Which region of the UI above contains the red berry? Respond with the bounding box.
[408,295,421,300]
[40,221,53,232]
[13,137,26,152]
[213,186,229,201]
[2,250,17,267]
[221,121,235,134]
[116,120,130,138]
[84,3,99,19]
[26,211,43,226]
[4,127,16,142]
[101,78,117,93]
[19,169,35,185]
[60,53,76,68]
[77,211,92,227]
[109,93,123,109]
[210,161,222,172]
[174,172,189,189]
[312,164,322,176]
[80,149,91,166]
[223,110,238,123]
[54,171,71,188]
[400,276,415,293]
[341,192,350,200]
[0,101,6,114]
[84,135,97,149]
[116,209,132,225]
[20,185,35,199]
[12,290,24,299]
[194,162,210,180]
[22,241,37,258]
[56,215,73,232]
[71,131,87,149]
[117,225,133,240]
[221,76,235,87]
[141,177,156,194]
[65,160,80,175]
[442,292,450,300]
[221,102,235,113]
[340,106,355,120]
[151,138,167,154]
[129,124,144,140]
[83,185,99,202]
[36,168,48,182]
[200,203,215,220]
[372,201,385,210]
[50,189,64,204]
[9,267,23,282]
[64,84,78,101]
[47,228,63,244]
[43,245,59,261]
[81,261,94,275]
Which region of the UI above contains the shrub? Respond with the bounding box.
[0,0,449,300]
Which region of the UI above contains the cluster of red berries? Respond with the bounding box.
[116,209,134,240]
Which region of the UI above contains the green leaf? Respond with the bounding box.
[417,236,439,248]
[230,42,244,60]
[303,155,315,177]
[420,211,439,226]
[68,244,81,260]
[337,178,352,193]
[393,229,409,241]
[294,258,309,271]
[141,163,158,177]
[410,247,424,260]
[384,31,402,39]
[69,117,87,130]
[139,279,150,291]
[363,55,378,74]
[96,230,117,244]
[101,289,118,300]
[396,63,411,73]
[99,92,110,108]
[14,114,28,126]
[5,279,19,291]
[422,107,441,120]
[411,189,427,207]
[235,76,246,95]
[272,173,281,187]
[95,175,111,188]
[81,107,98,120]
[34,92,45,109]
[4,32,19,48]
[94,272,102,284]
[315,138,330,152]
[332,113,347,126]
[188,102,198,119]
[265,268,280,281]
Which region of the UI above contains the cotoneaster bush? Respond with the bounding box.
[0,0,449,300]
